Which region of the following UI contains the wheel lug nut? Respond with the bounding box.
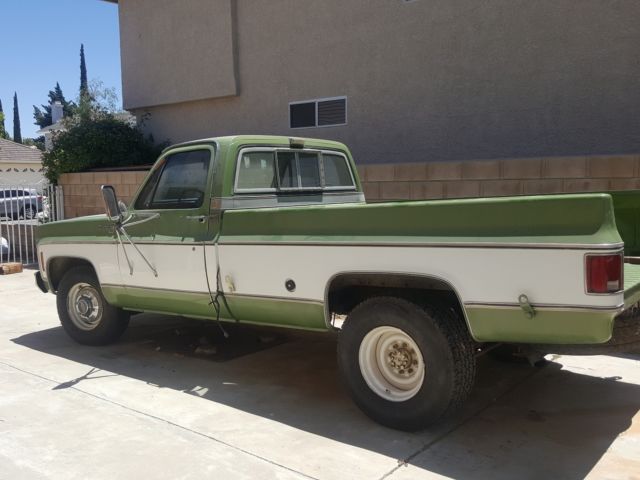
[413,360,418,365]
[399,369,405,374]
[408,368,414,374]
[393,344,398,349]
[402,342,408,348]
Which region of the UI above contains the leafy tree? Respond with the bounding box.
[22,137,45,151]
[13,92,22,143]
[42,113,167,183]
[74,79,119,122]
[33,82,76,128]
[0,99,8,139]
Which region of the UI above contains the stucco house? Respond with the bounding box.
[105,0,640,200]
[0,138,44,185]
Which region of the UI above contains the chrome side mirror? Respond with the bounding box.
[101,185,123,223]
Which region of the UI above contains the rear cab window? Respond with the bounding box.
[234,148,355,194]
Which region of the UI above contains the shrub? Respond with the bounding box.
[42,114,167,183]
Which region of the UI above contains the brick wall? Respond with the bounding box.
[359,154,640,201]
[58,170,149,218]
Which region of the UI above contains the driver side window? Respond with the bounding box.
[135,149,211,210]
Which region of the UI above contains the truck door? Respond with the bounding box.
[115,145,218,318]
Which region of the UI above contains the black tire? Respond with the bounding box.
[337,296,476,431]
[57,266,130,345]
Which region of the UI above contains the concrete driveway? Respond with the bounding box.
[1,270,639,480]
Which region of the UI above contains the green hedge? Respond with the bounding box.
[43,116,167,183]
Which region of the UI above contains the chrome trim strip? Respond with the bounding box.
[218,240,626,251]
[464,301,624,312]
[219,192,365,210]
[102,284,323,305]
[40,239,625,250]
[224,292,323,305]
[40,240,204,246]
[102,284,209,296]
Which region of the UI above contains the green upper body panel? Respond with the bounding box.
[219,193,622,247]
[37,214,113,244]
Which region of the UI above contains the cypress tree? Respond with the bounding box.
[80,44,89,101]
[0,99,7,139]
[13,92,22,143]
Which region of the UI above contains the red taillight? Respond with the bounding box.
[586,254,623,293]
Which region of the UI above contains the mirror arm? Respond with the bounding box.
[115,228,134,276]
[121,212,160,228]
[117,225,158,277]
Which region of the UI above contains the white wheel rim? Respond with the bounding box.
[358,326,425,402]
[67,283,103,331]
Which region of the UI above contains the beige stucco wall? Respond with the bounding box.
[118,0,237,109]
[117,0,640,169]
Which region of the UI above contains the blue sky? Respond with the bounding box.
[1,0,121,139]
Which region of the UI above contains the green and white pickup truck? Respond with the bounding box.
[35,135,640,430]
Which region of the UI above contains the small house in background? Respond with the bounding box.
[36,101,65,151]
[37,101,136,152]
[0,138,44,186]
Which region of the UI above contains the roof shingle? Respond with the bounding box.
[0,138,43,164]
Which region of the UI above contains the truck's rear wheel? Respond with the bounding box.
[337,296,476,431]
[57,266,129,345]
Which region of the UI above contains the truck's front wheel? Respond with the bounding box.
[57,266,130,345]
[338,297,476,431]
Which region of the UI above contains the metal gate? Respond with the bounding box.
[0,183,64,265]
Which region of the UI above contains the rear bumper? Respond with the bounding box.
[466,305,618,344]
[35,271,48,293]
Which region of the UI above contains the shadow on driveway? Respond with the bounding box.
[12,313,640,479]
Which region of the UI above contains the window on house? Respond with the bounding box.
[289,97,347,129]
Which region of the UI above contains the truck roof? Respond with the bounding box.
[165,135,350,153]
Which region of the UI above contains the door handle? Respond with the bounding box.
[186,215,207,223]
